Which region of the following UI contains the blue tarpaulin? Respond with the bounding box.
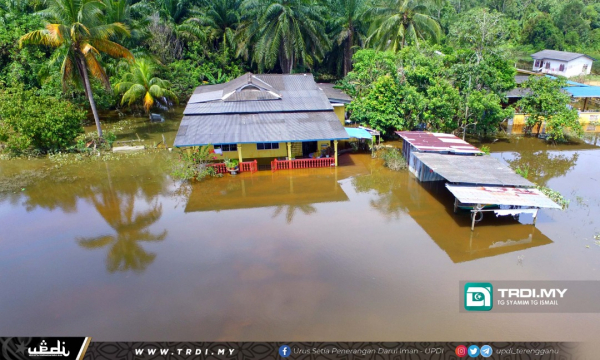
[345,127,372,139]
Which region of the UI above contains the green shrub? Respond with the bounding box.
[0,85,85,154]
[170,146,220,181]
[378,148,407,171]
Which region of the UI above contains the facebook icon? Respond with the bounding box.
[279,345,291,357]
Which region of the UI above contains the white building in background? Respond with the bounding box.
[531,50,595,78]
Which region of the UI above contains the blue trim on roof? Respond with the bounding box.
[174,138,350,147]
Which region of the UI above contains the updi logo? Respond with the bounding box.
[464,282,493,311]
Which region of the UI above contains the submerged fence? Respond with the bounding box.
[240,160,258,173]
[208,160,257,174]
[271,158,335,171]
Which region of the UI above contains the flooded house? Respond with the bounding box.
[506,73,600,134]
[396,131,562,230]
[173,73,351,170]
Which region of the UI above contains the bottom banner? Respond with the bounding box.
[0,339,591,360]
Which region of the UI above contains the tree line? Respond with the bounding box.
[0,0,597,153]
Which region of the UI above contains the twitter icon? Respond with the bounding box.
[468,345,480,357]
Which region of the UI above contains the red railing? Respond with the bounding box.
[209,160,257,174]
[240,160,258,173]
[271,157,335,171]
[208,163,228,174]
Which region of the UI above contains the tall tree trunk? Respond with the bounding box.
[343,25,353,77]
[278,43,292,73]
[78,56,103,138]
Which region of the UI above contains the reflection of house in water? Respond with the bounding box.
[184,172,349,220]
[400,179,554,263]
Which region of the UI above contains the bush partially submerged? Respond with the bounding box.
[170,146,221,181]
[378,147,407,171]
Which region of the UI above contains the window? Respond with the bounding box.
[534,60,541,67]
[583,64,589,72]
[256,142,280,150]
[214,143,237,152]
[545,62,550,69]
[559,64,565,72]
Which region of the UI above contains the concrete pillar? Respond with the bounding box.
[334,140,338,166]
[287,142,292,160]
[237,144,243,162]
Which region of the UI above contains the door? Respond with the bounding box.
[302,141,318,157]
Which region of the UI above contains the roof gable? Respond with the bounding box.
[183,73,333,115]
[531,50,595,62]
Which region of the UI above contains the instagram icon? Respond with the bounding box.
[455,345,467,358]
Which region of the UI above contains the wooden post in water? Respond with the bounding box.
[471,210,477,231]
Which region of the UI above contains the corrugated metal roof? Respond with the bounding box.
[412,152,534,187]
[564,85,600,98]
[174,111,349,147]
[531,50,594,61]
[345,127,372,139]
[446,185,561,209]
[188,90,223,104]
[396,131,483,154]
[184,73,332,115]
[506,88,532,98]
[183,91,332,114]
[318,83,352,103]
[515,75,530,84]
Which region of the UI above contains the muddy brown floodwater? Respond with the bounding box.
[1,116,599,342]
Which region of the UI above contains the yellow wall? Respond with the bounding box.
[333,104,346,124]
[202,143,288,161]
[510,113,600,133]
[238,142,287,159]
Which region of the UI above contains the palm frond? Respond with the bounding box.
[90,38,133,59]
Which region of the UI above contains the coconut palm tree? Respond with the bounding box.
[329,0,367,76]
[114,58,178,113]
[237,0,330,73]
[19,0,133,139]
[183,0,241,52]
[366,0,441,52]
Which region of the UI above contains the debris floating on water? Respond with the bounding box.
[112,145,145,153]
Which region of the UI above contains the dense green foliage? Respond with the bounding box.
[517,76,582,142]
[343,48,513,136]
[2,0,598,152]
[0,86,85,154]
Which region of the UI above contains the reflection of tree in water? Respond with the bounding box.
[18,155,170,213]
[505,151,579,187]
[272,204,317,224]
[351,167,408,220]
[77,189,167,273]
